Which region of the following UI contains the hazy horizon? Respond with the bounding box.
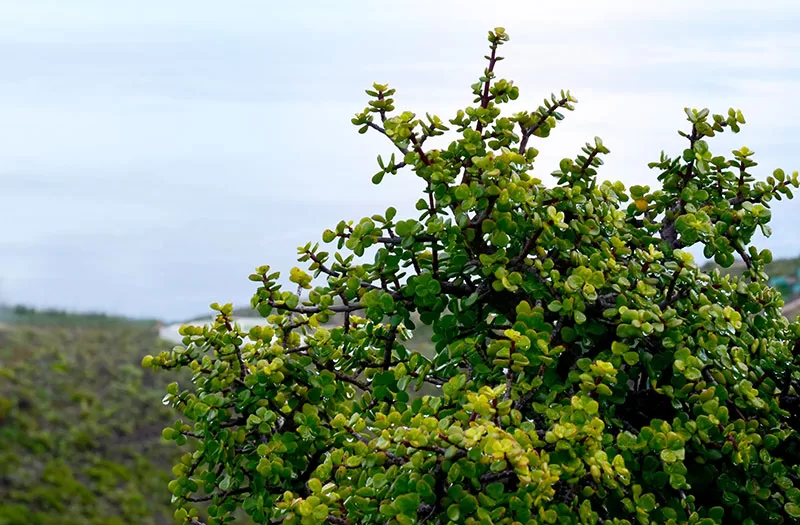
[3,1,800,321]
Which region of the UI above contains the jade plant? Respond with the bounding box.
[144,28,800,524]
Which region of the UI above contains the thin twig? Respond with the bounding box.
[366,122,409,155]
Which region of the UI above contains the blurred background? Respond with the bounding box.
[2,0,800,322]
[2,1,800,524]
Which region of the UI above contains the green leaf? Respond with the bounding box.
[491,229,510,247]
[308,478,322,494]
[638,493,657,512]
[623,351,640,365]
[297,500,313,517]
[786,503,800,518]
[548,300,562,312]
[395,493,420,516]
[322,229,337,243]
[447,504,461,521]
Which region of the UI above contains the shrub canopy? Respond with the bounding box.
[146,28,800,525]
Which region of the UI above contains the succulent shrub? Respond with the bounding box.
[145,28,800,525]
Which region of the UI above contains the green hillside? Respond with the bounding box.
[0,308,185,525]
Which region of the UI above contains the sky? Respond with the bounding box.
[2,1,800,321]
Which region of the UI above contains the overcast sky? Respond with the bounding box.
[2,1,800,321]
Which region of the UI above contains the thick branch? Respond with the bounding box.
[733,243,753,271]
[382,325,399,370]
[333,369,370,391]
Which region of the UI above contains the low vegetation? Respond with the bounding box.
[0,309,184,525]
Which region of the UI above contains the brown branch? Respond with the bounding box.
[736,159,747,199]
[332,369,370,391]
[440,281,476,297]
[513,389,536,412]
[481,46,499,110]
[511,227,544,267]
[475,41,500,134]
[410,250,422,275]
[659,217,683,250]
[409,133,432,166]
[266,298,365,315]
[219,312,248,381]
[366,121,409,155]
[305,250,341,279]
[377,90,388,123]
[659,126,700,248]
[578,147,600,176]
[753,371,770,390]
[662,262,683,309]
[298,446,333,497]
[733,243,753,271]
[185,487,248,503]
[407,369,447,386]
[658,289,689,311]
[382,325,399,370]
[518,97,569,154]
[480,468,515,483]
